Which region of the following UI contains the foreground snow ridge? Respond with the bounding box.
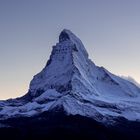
[0,29,140,122]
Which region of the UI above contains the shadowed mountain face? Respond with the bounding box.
[1,110,140,140]
[0,29,140,139]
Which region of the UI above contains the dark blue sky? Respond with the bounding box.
[0,0,140,99]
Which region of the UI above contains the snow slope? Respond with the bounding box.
[121,76,140,88]
[0,29,140,123]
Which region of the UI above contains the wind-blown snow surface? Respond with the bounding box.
[0,29,140,123]
[121,76,140,88]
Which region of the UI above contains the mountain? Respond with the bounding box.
[0,29,140,140]
[121,76,140,88]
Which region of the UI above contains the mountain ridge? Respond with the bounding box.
[0,29,140,123]
[1,29,140,140]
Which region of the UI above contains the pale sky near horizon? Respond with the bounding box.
[0,0,140,99]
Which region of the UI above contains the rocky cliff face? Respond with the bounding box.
[29,29,89,97]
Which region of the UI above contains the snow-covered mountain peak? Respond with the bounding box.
[59,29,81,43]
[58,29,88,58]
[27,29,92,97]
[28,29,140,100]
[59,29,71,42]
[0,30,140,123]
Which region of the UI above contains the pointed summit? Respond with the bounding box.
[59,29,71,42]
[58,29,88,58]
[29,29,90,97]
[59,29,81,43]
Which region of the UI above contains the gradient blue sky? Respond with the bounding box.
[0,0,140,99]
